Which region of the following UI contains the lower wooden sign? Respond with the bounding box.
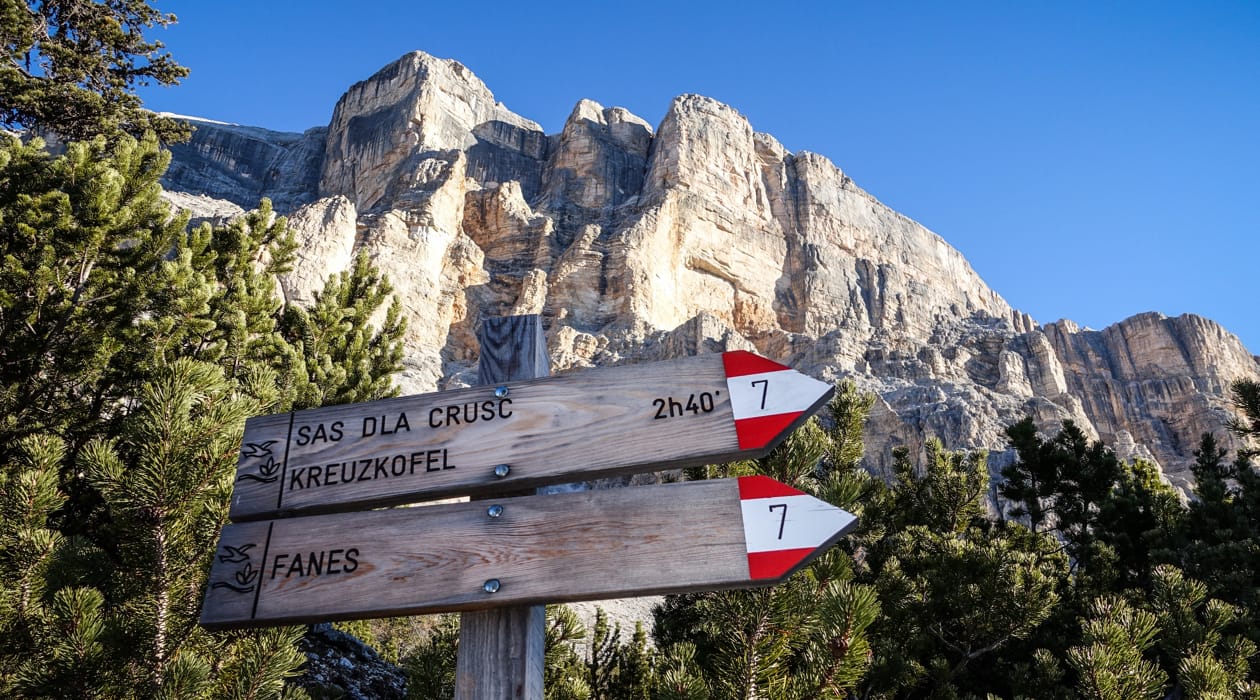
[200,476,857,630]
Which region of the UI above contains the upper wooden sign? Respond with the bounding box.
[201,475,857,630]
[229,351,833,521]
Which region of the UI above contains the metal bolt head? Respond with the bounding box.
[494,386,509,399]
[487,504,504,518]
[493,464,511,478]
[483,578,501,594]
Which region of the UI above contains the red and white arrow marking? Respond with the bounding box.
[738,475,857,580]
[723,351,834,450]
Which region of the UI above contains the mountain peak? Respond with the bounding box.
[159,50,1260,483]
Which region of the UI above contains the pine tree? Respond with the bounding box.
[1229,380,1260,457]
[1065,596,1167,700]
[652,642,709,700]
[544,605,592,700]
[1168,434,1260,620]
[280,253,405,409]
[1060,565,1260,699]
[0,133,406,698]
[1091,457,1182,592]
[0,361,314,699]
[620,621,656,700]
[75,358,259,695]
[559,606,657,700]
[0,134,190,457]
[1001,421,1260,697]
[1149,565,1259,698]
[0,434,119,696]
[401,615,459,700]
[858,440,1068,697]
[182,201,299,389]
[1000,418,1124,573]
[1,0,190,141]
[587,607,621,696]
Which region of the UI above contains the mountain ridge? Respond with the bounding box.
[158,50,1260,485]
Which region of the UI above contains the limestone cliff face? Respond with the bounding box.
[159,51,1260,482]
[1043,313,1257,474]
[161,116,324,212]
[319,52,547,212]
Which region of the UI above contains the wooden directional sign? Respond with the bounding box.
[228,351,833,521]
[200,475,857,630]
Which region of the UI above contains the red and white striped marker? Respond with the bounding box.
[738,475,858,580]
[723,351,835,450]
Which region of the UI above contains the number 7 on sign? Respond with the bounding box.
[738,476,857,580]
[751,379,769,410]
[769,503,788,539]
[722,352,834,450]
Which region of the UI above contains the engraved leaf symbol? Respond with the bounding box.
[257,456,280,477]
[235,562,258,586]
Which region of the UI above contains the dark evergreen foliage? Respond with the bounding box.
[1000,418,1124,572]
[857,440,1068,697]
[1,0,190,141]
[1230,380,1260,456]
[0,133,404,699]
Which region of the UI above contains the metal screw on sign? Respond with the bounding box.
[483,579,501,594]
[493,464,510,478]
[494,386,509,399]
[487,504,504,518]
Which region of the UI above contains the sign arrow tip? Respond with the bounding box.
[723,352,834,452]
[738,476,857,582]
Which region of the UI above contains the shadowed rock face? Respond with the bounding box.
[1042,313,1258,475]
[160,50,1260,484]
[161,117,325,212]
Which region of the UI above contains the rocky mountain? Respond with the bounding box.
[160,50,1260,486]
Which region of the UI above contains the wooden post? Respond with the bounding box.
[455,315,548,699]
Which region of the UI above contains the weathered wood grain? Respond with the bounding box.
[227,350,833,522]
[201,473,762,630]
[476,314,549,388]
[457,606,545,700]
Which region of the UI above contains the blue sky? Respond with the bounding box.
[140,1,1260,352]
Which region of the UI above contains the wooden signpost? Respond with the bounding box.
[202,314,856,700]
[199,475,856,630]
[458,314,550,699]
[228,349,834,521]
